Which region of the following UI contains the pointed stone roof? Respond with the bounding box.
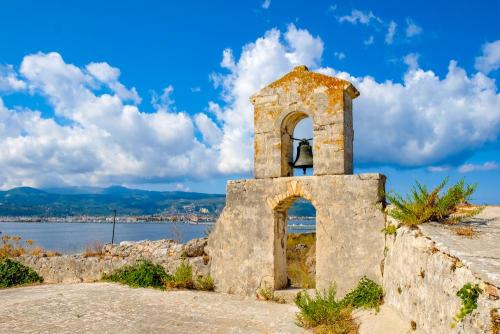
[251,65,359,103]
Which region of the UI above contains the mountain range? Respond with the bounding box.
[0,186,315,217]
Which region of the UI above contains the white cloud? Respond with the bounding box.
[194,113,222,146]
[475,40,500,74]
[262,0,271,9]
[0,65,26,92]
[385,21,397,44]
[427,166,450,172]
[190,86,201,93]
[210,24,324,173]
[405,18,422,37]
[403,53,420,70]
[459,162,499,173]
[364,35,374,45]
[1,25,500,189]
[339,9,382,25]
[0,52,217,189]
[211,26,500,170]
[334,52,346,60]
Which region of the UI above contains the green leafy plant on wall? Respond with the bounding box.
[385,178,482,227]
[452,283,482,328]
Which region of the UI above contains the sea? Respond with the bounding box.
[0,220,315,254]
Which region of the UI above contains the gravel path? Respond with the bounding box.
[0,283,304,334]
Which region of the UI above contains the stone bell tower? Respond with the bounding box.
[208,66,386,296]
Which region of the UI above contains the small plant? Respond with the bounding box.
[452,283,482,327]
[454,226,476,238]
[386,178,483,227]
[382,224,397,235]
[257,287,286,304]
[0,258,43,288]
[194,275,215,291]
[294,286,358,334]
[102,259,169,289]
[341,276,384,311]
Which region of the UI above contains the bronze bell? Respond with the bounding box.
[292,138,313,175]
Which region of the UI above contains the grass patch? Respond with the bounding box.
[0,258,43,288]
[194,275,215,291]
[256,287,286,304]
[164,261,193,289]
[295,277,383,333]
[104,260,215,291]
[287,233,315,288]
[295,286,358,334]
[386,178,482,227]
[102,259,169,289]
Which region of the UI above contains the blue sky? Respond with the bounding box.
[0,0,499,203]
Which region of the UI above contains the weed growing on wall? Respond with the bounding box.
[386,178,482,226]
[0,258,43,288]
[452,283,482,328]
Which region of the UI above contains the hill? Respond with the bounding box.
[0,186,316,217]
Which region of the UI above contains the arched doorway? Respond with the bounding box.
[273,195,316,290]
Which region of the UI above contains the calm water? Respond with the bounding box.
[0,220,315,253]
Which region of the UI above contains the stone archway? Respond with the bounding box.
[268,181,317,290]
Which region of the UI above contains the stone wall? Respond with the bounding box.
[16,238,210,283]
[383,226,500,334]
[207,174,386,296]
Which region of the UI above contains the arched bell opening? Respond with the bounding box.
[280,112,314,177]
[273,196,316,290]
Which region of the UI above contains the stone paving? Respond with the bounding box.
[0,283,304,334]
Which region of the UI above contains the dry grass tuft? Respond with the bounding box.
[0,234,59,258]
[83,241,105,258]
[454,226,477,238]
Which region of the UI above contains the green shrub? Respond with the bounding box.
[342,276,383,311]
[386,178,482,226]
[294,286,358,334]
[0,258,43,288]
[102,259,169,289]
[167,261,194,289]
[452,283,482,327]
